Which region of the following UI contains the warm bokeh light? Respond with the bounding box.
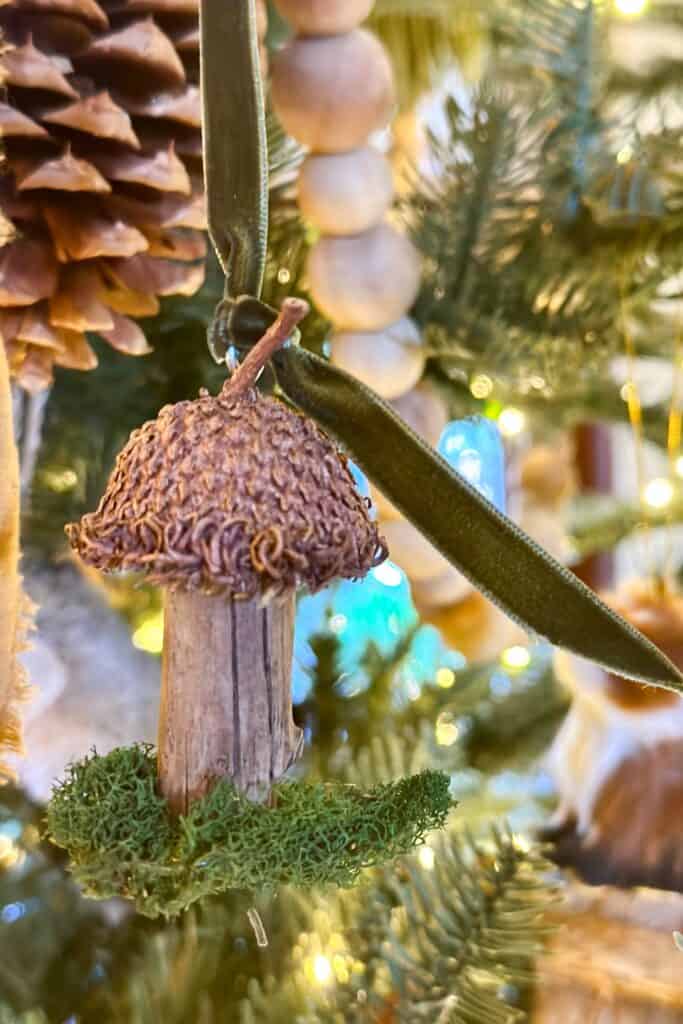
[418,846,435,870]
[435,712,460,746]
[497,407,526,438]
[436,667,455,689]
[470,374,494,399]
[132,611,164,654]
[615,0,647,16]
[501,645,531,670]
[312,954,333,986]
[642,477,675,510]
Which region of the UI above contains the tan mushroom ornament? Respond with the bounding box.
[47,299,452,918]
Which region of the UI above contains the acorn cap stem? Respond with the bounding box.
[222,296,309,399]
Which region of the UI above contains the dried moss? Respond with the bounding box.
[46,745,453,918]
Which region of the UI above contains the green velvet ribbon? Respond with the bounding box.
[199,0,682,690]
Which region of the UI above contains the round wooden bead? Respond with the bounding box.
[410,567,473,610]
[273,0,374,35]
[308,223,421,331]
[271,30,395,153]
[380,519,449,582]
[298,147,393,236]
[391,383,448,448]
[331,317,425,400]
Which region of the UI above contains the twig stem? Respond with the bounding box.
[222,297,309,399]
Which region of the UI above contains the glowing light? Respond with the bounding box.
[277,267,291,284]
[372,561,404,588]
[497,407,526,438]
[418,846,435,870]
[643,477,675,510]
[0,836,23,869]
[132,611,164,654]
[435,712,460,746]
[501,645,531,671]
[615,0,647,15]
[617,145,633,165]
[43,468,78,493]
[676,456,683,478]
[513,834,532,854]
[470,374,494,399]
[436,667,455,689]
[312,954,333,985]
[329,614,347,634]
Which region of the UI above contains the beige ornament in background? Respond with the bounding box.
[520,440,576,508]
[380,518,450,582]
[274,0,374,36]
[371,487,402,522]
[298,147,394,236]
[309,224,421,331]
[331,316,424,399]
[410,566,473,610]
[420,591,525,664]
[533,882,683,1024]
[271,30,395,153]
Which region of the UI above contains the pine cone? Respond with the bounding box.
[0,0,207,393]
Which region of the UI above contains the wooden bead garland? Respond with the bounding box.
[330,316,424,399]
[273,0,374,36]
[271,31,395,153]
[391,382,449,449]
[309,225,421,331]
[272,0,450,604]
[369,382,448,521]
[298,148,394,236]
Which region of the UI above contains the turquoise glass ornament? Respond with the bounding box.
[293,561,463,704]
[438,417,506,514]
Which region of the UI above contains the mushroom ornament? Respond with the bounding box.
[47,299,453,917]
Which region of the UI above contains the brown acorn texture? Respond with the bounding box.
[0,0,208,393]
[67,383,387,596]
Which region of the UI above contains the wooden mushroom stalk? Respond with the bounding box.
[66,300,386,813]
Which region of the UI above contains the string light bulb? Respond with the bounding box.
[497,407,526,438]
[615,0,647,15]
[418,846,435,870]
[312,954,333,986]
[501,645,531,671]
[642,477,675,510]
[132,611,164,654]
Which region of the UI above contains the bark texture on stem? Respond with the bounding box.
[158,588,303,814]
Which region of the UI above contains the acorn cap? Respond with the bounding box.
[66,310,385,596]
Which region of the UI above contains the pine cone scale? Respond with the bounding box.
[0,0,205,390]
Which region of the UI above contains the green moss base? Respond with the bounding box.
[46,745,453,918]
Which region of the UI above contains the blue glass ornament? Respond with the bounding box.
[438,417,506,514]
[293,560,462,705]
